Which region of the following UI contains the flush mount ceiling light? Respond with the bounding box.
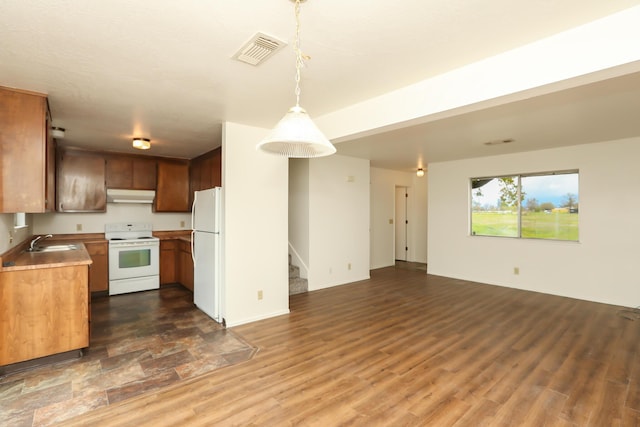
[132,138,151,150]
[256,0,336,158]
[51,127,65,139]
[416,168,425,177]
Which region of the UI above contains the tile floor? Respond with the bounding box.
[0,285,257,427]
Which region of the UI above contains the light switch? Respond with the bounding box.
[389,219,393,224]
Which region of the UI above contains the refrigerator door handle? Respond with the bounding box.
[191,230,196,265]
[191,194,197,231]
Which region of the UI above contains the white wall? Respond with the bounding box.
[370,167,428,269]
[288,159,310,277]
[306,154,370,291]
[0,213,33,254]
[317,7,640,143]
[222,122,289,327]
[428,138,640,307]
[33,204,191,235]
[3,203,189,255]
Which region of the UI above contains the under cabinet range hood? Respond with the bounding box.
[106,189,156,204]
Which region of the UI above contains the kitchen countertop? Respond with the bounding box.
[153,230,191,242]
[0,230,191,272]
[1,243,92,272]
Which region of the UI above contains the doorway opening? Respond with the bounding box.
[395,186,408,262]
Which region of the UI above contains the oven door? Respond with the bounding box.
[109,242,159,280]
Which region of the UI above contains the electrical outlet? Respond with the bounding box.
[180,220,185,228]
[76,224,83,232]
[9,232,13,244]
[514,267,520,275]
[257,290,263,300]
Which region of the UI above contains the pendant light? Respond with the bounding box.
[257,0,336,158]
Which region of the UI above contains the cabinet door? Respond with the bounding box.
[155,160,190,212]
[132,158,156,190]
[106,156,133,189]
[211,149,222,187]
[178,241,194,291]
[57,150,107,212]
[85,242,108,293]
[0,88,48,213]
[190,159,202,195]
[106,156,157,190]
[200,157,214,189]
[160,239,177,285]
[45,120,56,212]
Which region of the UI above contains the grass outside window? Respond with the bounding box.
[470,171,579,241]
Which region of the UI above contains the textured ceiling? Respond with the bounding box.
[1,0,639,166]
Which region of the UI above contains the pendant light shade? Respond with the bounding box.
[257,106,336,157]
[257,0,336,158]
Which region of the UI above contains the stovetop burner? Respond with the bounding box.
[105,222,158,242]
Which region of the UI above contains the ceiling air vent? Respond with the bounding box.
[483,138,515,146]
[232,32,287,66]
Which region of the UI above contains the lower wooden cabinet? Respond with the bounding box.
[160,238,193,292]
[0,265,89,366]
[178,240,194,291]
[160,240,177,285]
[85,241,108,293]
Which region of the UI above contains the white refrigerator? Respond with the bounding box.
[191,187,223,323]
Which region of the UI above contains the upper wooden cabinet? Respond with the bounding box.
[106,155,156,190]
[0,86,55,213]
[155,159,190,212]
[190,147,221,194]
[57,148,107,212]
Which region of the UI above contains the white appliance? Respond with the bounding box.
[105,223,160,296]
[106,188,155,204]
[192,187,223,323]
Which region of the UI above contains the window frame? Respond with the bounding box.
[14,212,28,230]
[469,169,579,241]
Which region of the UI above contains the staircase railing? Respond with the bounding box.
[288,242,308,279]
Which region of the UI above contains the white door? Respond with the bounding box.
[395,187,408,261]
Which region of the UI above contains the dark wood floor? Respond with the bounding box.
[52,267,640,425]
[0,285,255,426]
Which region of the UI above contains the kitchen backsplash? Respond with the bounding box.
[33,203,191,235]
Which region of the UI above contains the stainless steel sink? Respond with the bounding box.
[26,244,80,253]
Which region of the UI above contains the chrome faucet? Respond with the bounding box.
[29,234,53,251]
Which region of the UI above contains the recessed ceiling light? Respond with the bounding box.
[483,138,515,146]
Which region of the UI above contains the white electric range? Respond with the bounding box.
[105,223,160,295]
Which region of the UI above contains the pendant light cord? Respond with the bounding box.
[293,0,304,108]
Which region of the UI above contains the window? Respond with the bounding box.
[14,213,27,229]
[471,170,579,241]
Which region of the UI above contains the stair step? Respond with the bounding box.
[289,264,300,279]
[289,277,308,295]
